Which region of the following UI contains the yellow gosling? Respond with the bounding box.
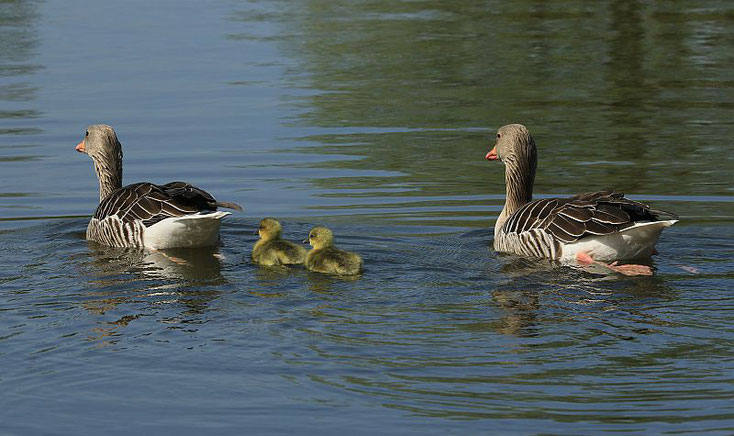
[304,226,362,275]
[252,218,307,266]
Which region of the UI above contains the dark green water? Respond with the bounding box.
[1,1,733,434]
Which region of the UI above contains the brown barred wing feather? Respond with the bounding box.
[503,198,559,235]
[92,182,215,228]
[502,191,675,245]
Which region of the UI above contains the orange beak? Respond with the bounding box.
[485,146,498,160]
[75,140,86,153]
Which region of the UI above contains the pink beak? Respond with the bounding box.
[485,146,498,160]
[75,140,86,153]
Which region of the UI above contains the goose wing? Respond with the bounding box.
[502,191,677,244]
[93,181,230,227]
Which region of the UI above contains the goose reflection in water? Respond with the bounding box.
[78,244,226,345]
[490,255,675,337]
[82,243,225,281]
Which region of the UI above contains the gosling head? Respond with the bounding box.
[485,124,537,168]
[304,226,334,250]
[257,218,283,241]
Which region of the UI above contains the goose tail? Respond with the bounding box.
[216,201,243,212]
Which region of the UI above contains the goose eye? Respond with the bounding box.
[85,130,89,137]
[496,133,501,139]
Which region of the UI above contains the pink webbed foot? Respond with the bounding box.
[606,261,653,276]
[576,251,595,266]
[575,251,652,277]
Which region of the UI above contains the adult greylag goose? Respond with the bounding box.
[485,124,677,276]
[252,218,307,266]
[304,226,363,275]
[76,124,242,249]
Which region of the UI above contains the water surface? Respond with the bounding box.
[1,1,733,434]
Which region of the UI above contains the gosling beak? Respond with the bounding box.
[485,146,498,161]
[302,238,309,244]
[253,229,260,235]
[75,140,86,153]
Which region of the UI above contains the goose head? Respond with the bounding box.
[304,226,334,250]
[76,124,123,201]
[257,218,283,241]
[485,124,537,168]
[76,124,123,166]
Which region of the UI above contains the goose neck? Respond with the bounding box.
[92,152,123,202]
[496,158,535,234]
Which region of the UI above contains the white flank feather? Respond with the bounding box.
[143,211,231,249]
[559,220,678,263]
